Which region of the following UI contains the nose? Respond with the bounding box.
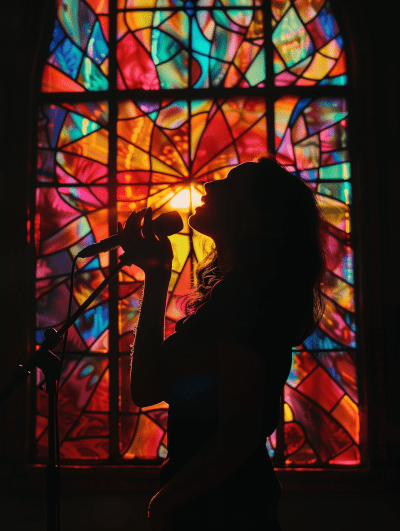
[204,180,219,194]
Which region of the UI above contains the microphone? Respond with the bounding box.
[77,211,183,258]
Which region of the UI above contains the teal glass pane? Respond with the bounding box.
[317,181,352,204]
[117,10,189,89]
[194,9,265,88]
[320,163,350,180]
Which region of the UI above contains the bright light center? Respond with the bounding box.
[191,187,203,208]
[170,189,190,209]
[170,187,203,210]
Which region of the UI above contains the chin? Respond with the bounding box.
[189,210,213,237]
[188,211,202,232]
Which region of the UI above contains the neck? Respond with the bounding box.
[215,237,280,281]
[215,237,236,276]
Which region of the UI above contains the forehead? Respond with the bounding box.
[225,162,258,186]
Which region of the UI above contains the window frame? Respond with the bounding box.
[8,0,385,489]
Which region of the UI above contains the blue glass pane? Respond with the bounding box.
[50,19,65,53]
[51,38,84,79]
[76,303,109,346]
[302,327,344,350]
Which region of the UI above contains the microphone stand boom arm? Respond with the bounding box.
[0,257,127,403]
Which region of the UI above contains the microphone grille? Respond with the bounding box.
[153,211,184,236]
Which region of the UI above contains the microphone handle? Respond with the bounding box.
[78,234,120,258]
[77,211,181,259]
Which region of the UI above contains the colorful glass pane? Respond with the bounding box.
[36,102,111,461]
[36,102,110,355]
[35,100,110,359]
[285,350,360,465]
[119,356,169,459]
[38,102,109,184]
[275,96,357,465]
[35,186,110,352]
[275,96,355,349]
[37,355,110,459]
[42,0,109,92]
[119,0,263,6]
[272,0,347,86]
[117,7,265,89]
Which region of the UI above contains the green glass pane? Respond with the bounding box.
[320,162,350,180]
[317,181,352,204]
[273,7,313,68]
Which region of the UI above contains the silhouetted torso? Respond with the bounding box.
[158,271,292,530]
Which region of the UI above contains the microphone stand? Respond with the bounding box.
[0,254,130,531]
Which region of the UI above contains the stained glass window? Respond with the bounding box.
[35,0,360,467]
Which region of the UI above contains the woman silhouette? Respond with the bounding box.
[119,156,327,531]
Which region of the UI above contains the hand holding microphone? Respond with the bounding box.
[78,208,183,274]
[118,207,175,273]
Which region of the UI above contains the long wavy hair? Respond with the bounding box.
[183,155,328,345]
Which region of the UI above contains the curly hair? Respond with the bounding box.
[182,155,328,345]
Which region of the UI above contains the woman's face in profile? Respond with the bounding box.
[189,162,257,239]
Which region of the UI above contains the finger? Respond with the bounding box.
[142,207,156,240]
[136,209,147,238]
[117,221,124,240]
[117,221,128,248]
[126,209,146,240]
[118,221,125,240]
[125,208,145,231]
[124,210,136,233]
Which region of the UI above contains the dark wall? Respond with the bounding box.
[0,0,399,529]
[0,0,57,461]
[343,1,400,471]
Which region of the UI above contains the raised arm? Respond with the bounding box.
[118,207,173,407]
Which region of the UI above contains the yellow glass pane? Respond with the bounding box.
[331,395,360,445]
[303,53,336,80]
[117,138,150,171]
[117,116,154,149]
[317,194,350,231]
[125,10,153,32]
[62,130,109,165]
